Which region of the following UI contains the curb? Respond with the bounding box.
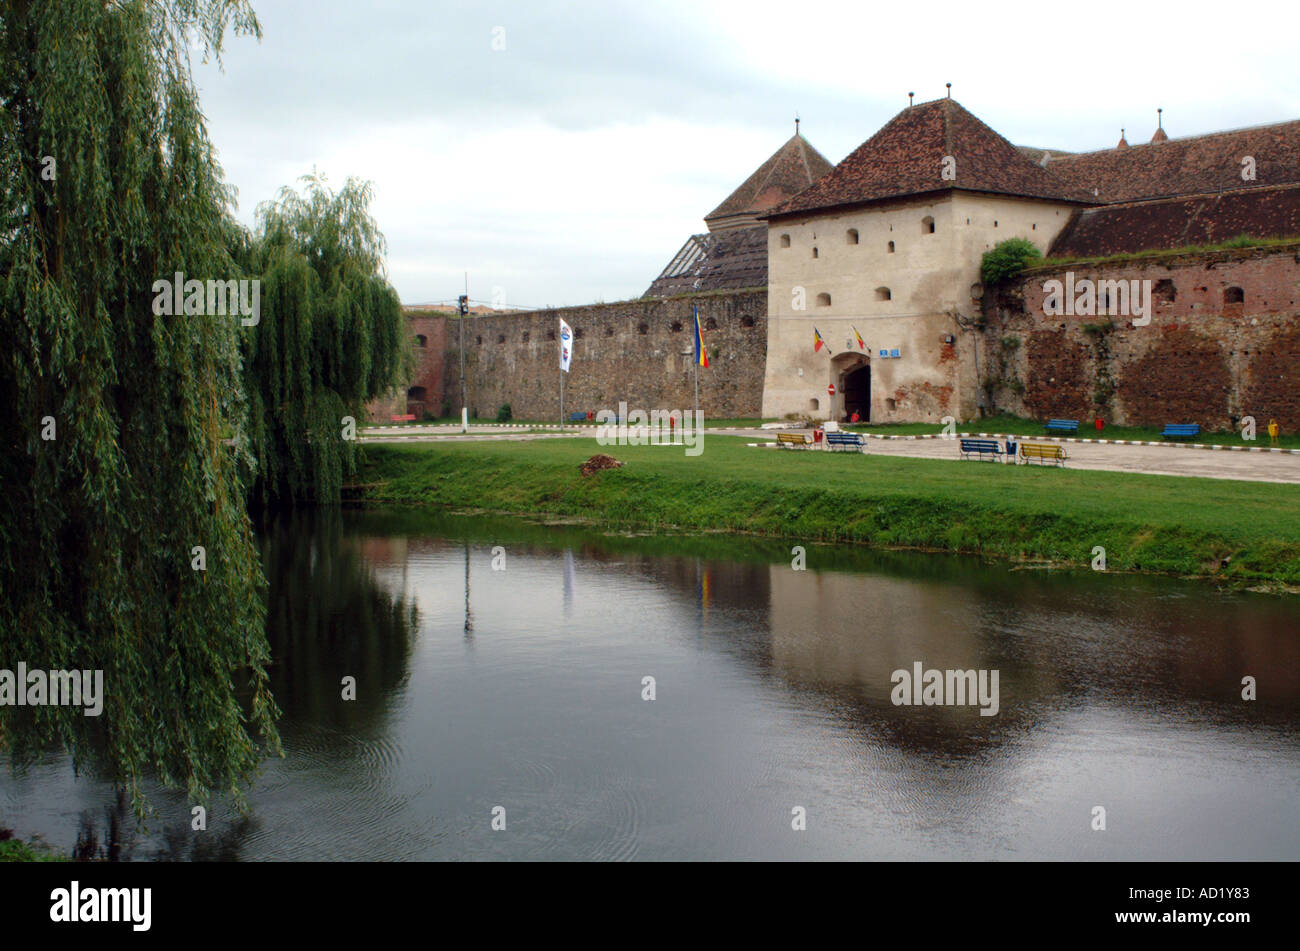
[850,432,1300,454]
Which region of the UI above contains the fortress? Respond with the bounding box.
[377,97,1300,429]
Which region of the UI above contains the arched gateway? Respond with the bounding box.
[831,351,870,422]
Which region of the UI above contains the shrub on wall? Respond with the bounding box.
[981,238,1043,286]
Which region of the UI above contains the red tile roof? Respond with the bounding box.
[1048,184,1300,257]
[767,99,1094,219]
[1040,120,1300,204]
[705,133,834,225]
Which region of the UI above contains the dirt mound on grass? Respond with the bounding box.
[580,454,624,477]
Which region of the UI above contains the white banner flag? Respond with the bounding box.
[559,319,573,372]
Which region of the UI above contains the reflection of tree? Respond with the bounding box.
[259,509,418,730]
[69,788,256,862]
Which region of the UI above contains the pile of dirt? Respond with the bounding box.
[579,454,624,477]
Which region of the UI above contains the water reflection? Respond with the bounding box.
[3,508,1296,861]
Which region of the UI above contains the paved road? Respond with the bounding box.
[359,425,1300,485]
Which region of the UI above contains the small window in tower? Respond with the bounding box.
[1154,279,1176,303]
[522,331,530,342]
[922,216,935,234]
[1032,223,1037,230]
[415,334,427,348]
[497,334,505,344]
[547,330,555,340]
[705,316,718,330]
[741,315,755,328]
[816,293,831,307]
[847,229,859,245]
[605,326,614,336]
[670,320,683,332]
[809,398,820,412]
[573,327,583,339]
[888,241,895,253]
[994,220,999,227]
[875,287,891,301]
[812,247,819,258]
[476,335,483,345]
[638,322,649,335]
[780,234,791,248]
[1224,286,1244,305]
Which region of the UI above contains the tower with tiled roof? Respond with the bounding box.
[760,96,1092,423]
[644,128,832,298]
[704,128,835,231]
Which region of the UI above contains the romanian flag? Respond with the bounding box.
[813,326,826,352]
[852,325,867,350]
[693,305,709,368]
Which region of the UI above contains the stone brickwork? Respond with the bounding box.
[982,245,1300,430]
[369,311,448,419]
[371,291,767,422]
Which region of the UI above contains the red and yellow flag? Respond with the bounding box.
[852,325,866,350]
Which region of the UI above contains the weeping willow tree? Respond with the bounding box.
[242,174,406,507]
[0,0,279,811]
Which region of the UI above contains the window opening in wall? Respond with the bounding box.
[816,293,831,307]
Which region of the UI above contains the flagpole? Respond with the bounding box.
[560,364,565,432]
[693,304,701,424]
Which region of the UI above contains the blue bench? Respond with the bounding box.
[825,431,867,453]
[1045,418,1078,434]
[959,438,1003,461]
[568,412,587,423]
[1161,423,1200,440]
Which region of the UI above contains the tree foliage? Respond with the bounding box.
[980,237,1043,286]
[0,0,278,811]
[242,173,406,507]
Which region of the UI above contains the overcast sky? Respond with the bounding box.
[193,0,1300,309]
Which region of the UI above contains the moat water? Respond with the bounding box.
[3,509,1298,860]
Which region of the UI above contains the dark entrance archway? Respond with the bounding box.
[843,364,870,421]
[831,352,871,422]
[406,386,428,417]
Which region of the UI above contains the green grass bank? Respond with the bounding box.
[355,437,1300,589]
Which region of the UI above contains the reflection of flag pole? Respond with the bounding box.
[563,549,575,617]
[464,541,472,635]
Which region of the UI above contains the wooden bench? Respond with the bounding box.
[825,431,867,453]
[390,414,416,422]
[1045,418,1078,435]
[1020,442,1068,466]
[776,431,814,449]
[1161,423,1200,440]
[959,438,1003,461]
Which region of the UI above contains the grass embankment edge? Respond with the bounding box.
[353,440,1300,591]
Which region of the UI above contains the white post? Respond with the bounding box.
[461,406,467,434]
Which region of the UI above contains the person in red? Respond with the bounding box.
[849,411,861,424]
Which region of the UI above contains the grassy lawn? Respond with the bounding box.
[843,413,1300,449]
[356,435,1300,587]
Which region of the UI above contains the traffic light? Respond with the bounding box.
[457,295,468,316]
